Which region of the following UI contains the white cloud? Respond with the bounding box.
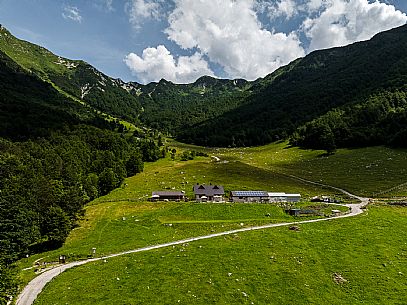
[303,0,407,51]
[164,0,305,80]
[126,0,165,29]
[306,0,328,12]
[95,0,114,12]
[124,45,214,83]
[266,0,299,19]
[62,5,82,23]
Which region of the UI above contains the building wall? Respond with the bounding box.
[231,196,269,203]
[287,197,301,203]
[269,196,287,203]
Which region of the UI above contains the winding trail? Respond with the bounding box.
[16,176,369,305]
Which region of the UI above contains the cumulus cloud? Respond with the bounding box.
[126,0,165,29]
[306,0,327,12]
[164,0,305,80]
[263,0,299,19]
[124,45,214,83]
[303,0,407,51]
[125,0,406,83]
[62,5,82,23]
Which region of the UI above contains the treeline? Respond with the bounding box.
[290,89,407,152]
[0,126,163,303]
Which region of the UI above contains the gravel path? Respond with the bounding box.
[16,177,369,305]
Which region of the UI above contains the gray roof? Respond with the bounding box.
[152,191,185,197]
[193,184,224,196]
[231,191,269,197]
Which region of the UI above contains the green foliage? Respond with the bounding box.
[292,89,407,150]
[136,77,250,135]
[0,264,17,305]
[40,206,71,246]
[99,168,120,196]
[140,139,161,162]
[131,25,407,149]
[0,26,141,123]
[83,173,99,201]
[180,150,195,161]
[126,150,144,177]
[179,150,208,161]
[0,125,153,298]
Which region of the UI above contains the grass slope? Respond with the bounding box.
[233,142,407,197]
[34,205,407,305]
[18,150,332,268]
[17,142,407,304]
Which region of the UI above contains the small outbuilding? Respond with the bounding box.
[151,191,185,202]
[287,208,301,216]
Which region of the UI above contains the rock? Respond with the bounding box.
[289,225,300,231]
[333,273,347,284]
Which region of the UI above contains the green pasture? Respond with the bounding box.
[221,142,407,197]
[18,141,407,304]
[17,149,339,282]
[34,205,407,305]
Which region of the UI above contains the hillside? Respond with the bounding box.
[0,27,163,303]
[133,25,407,148]
[132,76,250,134]
[17,141,407,305]
[2,24,406,149]
[0,49,83,139]
[0,26,141,122]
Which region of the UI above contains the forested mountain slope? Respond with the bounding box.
[0,26,141,122]
[179,24,407,147]
[0,27,163,303]
[3,24,405,150]
[129,24,407,148]
[133,76,250,134]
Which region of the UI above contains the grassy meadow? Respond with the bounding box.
[17,141,407,304]
[221,142,407,197]
[34,205,407,305]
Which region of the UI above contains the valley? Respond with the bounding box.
[0,19,406,305]
[15,141,407,305]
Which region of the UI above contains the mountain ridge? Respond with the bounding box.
[1,24,406,148]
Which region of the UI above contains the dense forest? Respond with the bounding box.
[133,77,250,134]
[0,29,164,303]
[177,24,407,148]
[0,126,164,302]
[290,88,407,152]
[126,24,407,150]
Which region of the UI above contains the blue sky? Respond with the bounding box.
[0,0,406,83]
